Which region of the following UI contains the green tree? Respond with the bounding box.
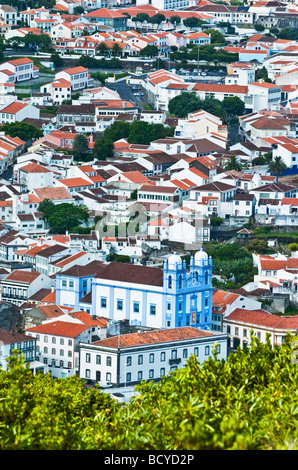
[0,122,43,141]
[46,203,89,234]
[150,14,166,25]
[139,45,159,57]
[92,136,114,161]
[103,120,131,142]
[269,156,287,181]
[50,52,63,68]
[169,15,181,25]
[224,155,243,171]
[73,134,90,161]
[221,96,245,120]
[204,28,226,44]
[168,91,202,118]
[127,121,174,145]
[4,334,298,449]
[278,27,298,40]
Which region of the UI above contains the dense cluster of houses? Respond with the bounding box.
[0,0,298,393]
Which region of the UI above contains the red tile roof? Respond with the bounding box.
[25,321,90,337]
[5,269,41,284]
[226,308,298,330]
[93,326,217,348]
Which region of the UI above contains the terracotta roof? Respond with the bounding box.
[93,326,218,348]
[25,321,90,337]
[58,177,93,188]
[32,304,65,318]
[226,308,298,330]
[5,270,41,284]
[20,162,51,174]
[0,328,33,345]
[69,311,108,328]
[0,101,28,114]
[34,187,72,201]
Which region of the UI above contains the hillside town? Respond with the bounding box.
[0,0,298,400]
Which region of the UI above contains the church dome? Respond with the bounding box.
[194,248,208,265]
[168,252,182,270]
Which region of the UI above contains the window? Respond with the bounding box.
[117,300,123,310]
[160,368,165,377]
[106,372,111,382]
[160,351,165,362]
[149,369,154,379]
[126,372,131,383]
[96,355,101,364]
[60,338,64,345]
[101,297,107,308]
[138,371,143,381]
[149,353,154,363]
[205,346,210,356]
[150,305,156,315]
[243,329,247,337]
[52,348,56,355]
[138,355,143,365]
[127,356,131,366]
[60,349,64,356]
[69,281,74,288]
[85,369,91,379]
[106,356,112,366]
[133,302,139,313]
[86,353,91,363]
[194,347,198,356]
[183,349,188,359]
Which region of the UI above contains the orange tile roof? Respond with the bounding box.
[58,177,93,187]
[5,270,41,284]
[25,321,90,337]
[20,162,51,173]
[6,58,33,66]
[62,66,88,75]
[93,326,216,348]
[226,308,298,330]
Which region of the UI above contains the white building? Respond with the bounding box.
[55,66,93,92]
[0,101,40,125]
[0,58,39,82]
[224,307,298,350]
[25,321,93,379]
[1,269,53,307]
[79,326,228,387]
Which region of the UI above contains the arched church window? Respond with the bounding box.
[168,275,172,289]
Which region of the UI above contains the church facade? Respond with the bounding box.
[90,249,213,330]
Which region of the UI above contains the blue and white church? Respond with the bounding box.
[55,249,214,331]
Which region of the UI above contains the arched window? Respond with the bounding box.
[205,271,208,284]
[168,275,172,289]
[195,271,199,282]
[178,274,182,289]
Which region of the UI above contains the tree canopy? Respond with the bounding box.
[2,333,298,449]
[0,122,43,141]
[39,199,89,234]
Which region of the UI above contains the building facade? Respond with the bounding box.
[79,326,228,387]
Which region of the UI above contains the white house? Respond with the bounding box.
[1,269,53,307]
[25,321,93,379]
[0,57,39,82]
[0,101,40,125]
[79,326,228,387]
[224,307,298,350]
[55,66,93,92]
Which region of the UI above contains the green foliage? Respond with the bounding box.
[0,122,42,141]
[73,134,90,161]
[269,156,287,181]
[289,243,298,252]
[102,120,174,146]
[203,28,226,44]
[3,335,298,449]
[139,45,159,57]
[38,199,89,234]
[205,243,257,287]
[93,137,114,161]
[278,27,298,40]
[168,92,243,121]
[246,239,271,254]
